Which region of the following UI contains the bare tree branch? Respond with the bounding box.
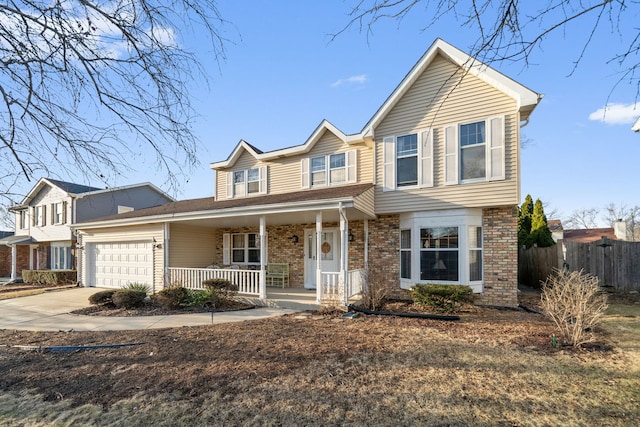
[336,1,638,100]
[0,0,231,195]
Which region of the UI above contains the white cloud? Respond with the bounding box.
[331,74,367,88]
[588,102,640,125]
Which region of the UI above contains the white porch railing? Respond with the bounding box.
[167,267,261,296]
[320,269,364,303]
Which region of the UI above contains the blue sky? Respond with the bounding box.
[9,1,640,226]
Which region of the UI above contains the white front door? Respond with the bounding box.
[304,228,340,289]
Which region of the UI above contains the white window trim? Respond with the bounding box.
[444,115,505,185]
[382,129,433,192]
[223,232,267,265]
[226,166,268,198]
[301,150,357,189]
[399,210,483,293]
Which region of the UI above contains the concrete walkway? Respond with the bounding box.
[0,287,297,332]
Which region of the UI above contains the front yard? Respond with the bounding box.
[0,292,638,426]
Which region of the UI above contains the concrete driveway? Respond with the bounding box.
[0,287,296,332]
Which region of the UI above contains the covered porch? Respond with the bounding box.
[161,184,375,306]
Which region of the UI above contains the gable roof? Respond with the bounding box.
[210,120,364,169]
[361,38,541,137]
[13,178,174,209]
[210,39,541,169]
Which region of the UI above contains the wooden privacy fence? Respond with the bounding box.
[518,244,563,287]
[565,237,640,292]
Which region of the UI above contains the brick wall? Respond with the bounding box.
[366,215,402,298]
[0,247,10,276]
[479,206,519,307]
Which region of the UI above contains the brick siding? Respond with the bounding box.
[478,206,519,307]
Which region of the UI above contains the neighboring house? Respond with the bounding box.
[547,219,564,243]
[0,178,174,281]
[0,231,13,277]
[73,39,541,307]
[563,227,620,243]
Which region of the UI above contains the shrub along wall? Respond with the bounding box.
[22,270,77,285]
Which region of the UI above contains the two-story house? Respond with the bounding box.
[0,178,174,281]
[73,39,541,307]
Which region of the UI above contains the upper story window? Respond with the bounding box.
[301,150,357,189]
[32,205,46,227]
[311,157,326,186]
[53,202,64,225]
[444,116,505,185]
[396,134,418,187]
[460,122,486,181]
[383,130,432,191]
[19,210,28,229]
[226,166,267,199]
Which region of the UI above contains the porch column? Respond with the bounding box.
[10,245,17,281]
[259,215,267,299]
[315,212,322,303]
[339,203,347,305]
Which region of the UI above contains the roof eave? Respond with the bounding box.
[73,194,373,230]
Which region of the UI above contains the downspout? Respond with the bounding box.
[163,222,170,292]
[339,202,348,305]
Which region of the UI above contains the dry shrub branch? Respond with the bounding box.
[541,269,608,347]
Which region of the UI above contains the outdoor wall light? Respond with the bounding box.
[348,231,355,242]
[152,238,162,249]
[290,235,299,244]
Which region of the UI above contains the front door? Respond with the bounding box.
[304,228,340,289]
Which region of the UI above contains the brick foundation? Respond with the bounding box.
[478,206,519,307]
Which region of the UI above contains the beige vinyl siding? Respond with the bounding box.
[168,223,216,268]
[80,224,164,291]
[375,54,520,214]
[353,186,376,219]
[27,186,74,241]
[216,130,374,198]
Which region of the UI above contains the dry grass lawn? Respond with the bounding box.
[0,295,638,426]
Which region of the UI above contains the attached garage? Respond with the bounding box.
[77,223,164,291]
[87,241,153,288]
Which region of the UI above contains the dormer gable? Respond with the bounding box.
[209,120,366,171]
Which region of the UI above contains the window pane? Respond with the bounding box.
[233,171,244,184]
[400,251,411,279]
[397,134,417,156]
[461,145,486,180]
[232,234,244,248]
[460,122,485,147]
[421,227,458,249]
[330,168,345,183]
[311,157,325,172]
[397,156,417,187]
[248,233,259,248]
[420,251,459,281]
[248,249,260,263]
[468,227,482,249]
[312,170,326,185]
[247,181,259,193]
[247,168,259,181]
[400,230,411,249]
[329,153,345,168]
[469,250,483,281]
[232,250,245,263]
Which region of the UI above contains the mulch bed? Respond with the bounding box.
[0,283,75,294]
[71,299,255,317]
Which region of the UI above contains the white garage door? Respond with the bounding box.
[90,242,153,288]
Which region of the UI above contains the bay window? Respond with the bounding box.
[420,227,459,281]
